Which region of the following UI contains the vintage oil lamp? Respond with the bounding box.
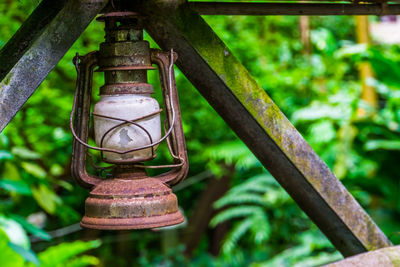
[69,12,188,230]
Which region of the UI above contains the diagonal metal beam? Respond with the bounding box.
[0,0,108,132]
[0,0,68,81]
[136,0,392,257]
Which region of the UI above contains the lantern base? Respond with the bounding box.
[80,178,184,230]
[81,210,184,230]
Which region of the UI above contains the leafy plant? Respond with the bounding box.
[211,174,272,255]
[251,229,341,267]
[33,240,101,267]
[0,228,100,267]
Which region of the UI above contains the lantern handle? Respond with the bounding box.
[70,52,104,188]
[151,49,189,186]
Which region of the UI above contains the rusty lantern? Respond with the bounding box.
[69,12,188,230]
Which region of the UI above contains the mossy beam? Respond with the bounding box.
[0,0,108,132]
[138,0,392,257]
[0,0,68,81]
[324,245,400,266]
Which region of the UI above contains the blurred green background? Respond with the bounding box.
[2,1,400,266]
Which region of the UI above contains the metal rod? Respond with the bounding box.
[137,0,392,257]
[190,2,400,16]
[0,0,108,132]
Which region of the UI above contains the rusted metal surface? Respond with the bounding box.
[71,13,188,229]
[323,245,400,266]
[134,0,392,256]
[0,0,108,133]
[81,178,184,230]
[100,83,155,95]
[71,52,102,189]
[190,2,400,16]
[150,49,189,185]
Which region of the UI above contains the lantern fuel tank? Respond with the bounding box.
[93,93,161,162]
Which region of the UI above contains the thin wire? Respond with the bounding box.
[164,120,180,160]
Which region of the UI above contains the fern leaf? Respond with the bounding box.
[229,174,276,194]
[214,193,266,209]
[222,218,253,254]
[230,182,270,194]
[206,141,259,169]
[250,213,271,244]
[210,206,264,227]
[263,187,291,206]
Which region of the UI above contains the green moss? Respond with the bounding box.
[1,73,11,86]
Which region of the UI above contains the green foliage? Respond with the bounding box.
[2,1,400,266]
[8,214,51,241]
[0,179,32,195]
[0,228,100,267]
[34,240,101,267]
[210,171,338,266]
[31,184,62,214]
[205,12,400,266]
[251,229,341,267]
[0,230,25,267]
[0,215,30,249]
[211,206,266,228]
[205,141,260,171]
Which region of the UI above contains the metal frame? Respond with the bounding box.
[0,0,395,258]
[190,2,400,16]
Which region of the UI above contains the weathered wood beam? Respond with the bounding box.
[0,0,108,132]
[136,0,392,257]
[190,2,400,16]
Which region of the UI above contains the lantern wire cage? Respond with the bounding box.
[70,49,185,171]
